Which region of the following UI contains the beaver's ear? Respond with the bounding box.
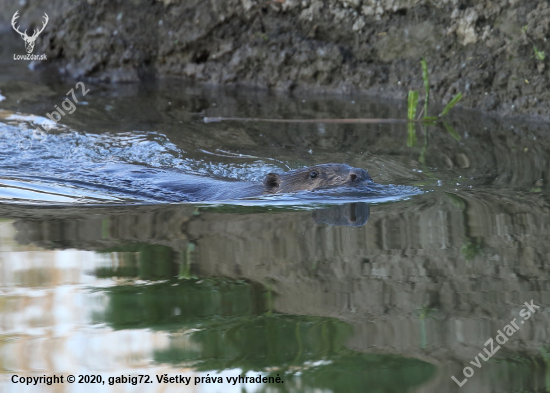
[263,173,281,193]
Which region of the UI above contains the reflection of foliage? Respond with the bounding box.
[446,193,484,261]
[540,347,550,361]
[95,277,436,392]
[416,306,437,321]
[491,351,550,392]
[446,192,466,210]
[461,238,483,261]
[415,306,437,349]
[418,125,428,166]
[96,241,198,280]
[96,243,176,280]
[289,351,435,393]
[407,91,419,147]
[443,121,461,141]
[178,243,196,279]
[265,284,273,317]
[156,315,352,371]
[541,347,550,391]
[90,241,437,392]
[93,278,266,330]
[154,314,436,392]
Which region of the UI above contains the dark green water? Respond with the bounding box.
[1,32,550,393]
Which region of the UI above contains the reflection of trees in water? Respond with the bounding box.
[96,243,178,280]
[160,316,436,393]
[95,278,266,329]
[445,193,484,261]
[94,273,435,392]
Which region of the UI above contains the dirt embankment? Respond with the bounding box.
[1,0,550,120]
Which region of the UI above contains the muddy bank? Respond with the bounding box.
[1,0,550,118]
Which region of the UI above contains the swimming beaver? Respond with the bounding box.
[263,163,372,194]
[103,162,372,202]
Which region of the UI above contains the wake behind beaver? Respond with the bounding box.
[0,161,421,205]
[0,119,422,205]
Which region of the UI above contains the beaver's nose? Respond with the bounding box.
[349,168,371,182]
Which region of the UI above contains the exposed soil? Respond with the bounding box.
[1,0,550,120]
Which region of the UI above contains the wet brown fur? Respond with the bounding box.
[263,163,371,194]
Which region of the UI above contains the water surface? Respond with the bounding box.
[1,32,550,393]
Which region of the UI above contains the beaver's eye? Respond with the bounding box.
[309,171,319,179]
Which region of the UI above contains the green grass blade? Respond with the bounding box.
[534,46,546,61]
[407,122,417,147]
[446,192,466,209]
[421,58,429,118]
[422,116,438,126]
[408,90,418,120]
[440,93,462,117]
[418,124,428,165]
[443,121,461,141]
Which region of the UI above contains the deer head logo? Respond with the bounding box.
[11,11,49,54]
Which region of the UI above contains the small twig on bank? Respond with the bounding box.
[204,117,418,124]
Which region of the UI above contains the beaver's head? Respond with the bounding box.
[263,163,372,194]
